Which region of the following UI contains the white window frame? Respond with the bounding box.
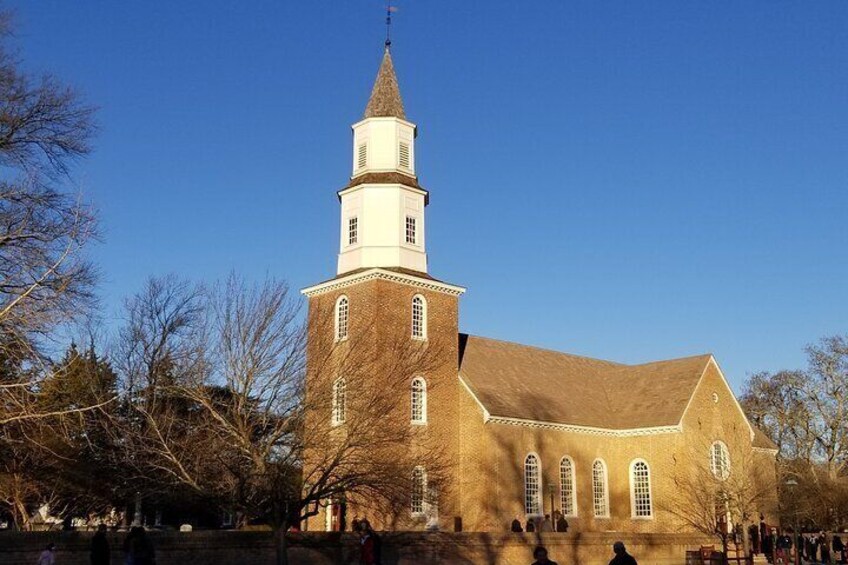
[629,459,653,519]
[411,376,427,425]
[334,295,349,342]
[411,466,426,517]
[710,441,731,481]
[331,377,346,426]
[592,458,610,518]
[405,215,417,245]
[411,294,427,340]
[524,453,543,517]
[560,456,577,517]
[347,216,358,246]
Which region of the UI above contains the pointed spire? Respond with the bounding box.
[364,48,406,119]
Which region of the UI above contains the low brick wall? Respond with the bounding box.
[0,530,715,564]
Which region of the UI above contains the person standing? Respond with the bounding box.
[90,524,110,565]
[511,517,523,532]
[37,543,56,565]
[820,531,831,564]
[609,541,638,565]
[526,518,536,533]
[530,546,558,565]
[555,512,569,533]
[358,521,376,565]
[540,515,553,532]
[123,527,155,565]
[832,535,844,564]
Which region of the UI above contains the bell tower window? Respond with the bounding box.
[405,216,417,245]
[348,217,358,246]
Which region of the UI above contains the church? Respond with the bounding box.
[301,46,777,535]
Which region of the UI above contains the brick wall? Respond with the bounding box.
[303,274,461,531]
[0,531,716,565]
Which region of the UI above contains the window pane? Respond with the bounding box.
[524,455,540,515]
[412,296,425,339]
[560,458,575,516]
[632,461,652,517]
[405,216,417,245]
[593,460,608,517]
[411,467,425,515]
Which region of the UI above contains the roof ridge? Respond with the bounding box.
[464,333,712,369]
[462,334,625,367]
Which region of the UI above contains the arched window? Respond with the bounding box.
[335,295,349,341]
[331,378,346,426]
[411,466,426,516]
[710,441,731,480]
[524,454,542,516]
[411,377,427,424]
[560,457,577,517]
[411,295,427,340]
[592,459,609,518]
[630,459,653,518]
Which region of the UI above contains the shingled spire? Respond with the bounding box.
[364,48,406,119]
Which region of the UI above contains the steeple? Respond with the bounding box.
[364,48,406,119]
[336,48,427,276]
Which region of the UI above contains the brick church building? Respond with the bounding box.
[301,47,777,534]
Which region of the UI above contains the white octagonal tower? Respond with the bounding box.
[337,47,429,275]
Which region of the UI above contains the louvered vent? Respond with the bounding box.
[357,143,367,169]
[398,142,411,169]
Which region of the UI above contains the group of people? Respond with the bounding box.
[798,531,846,564]
[530,541,638,565]
[511,511,570,533]
[36,524,156,565]
[754,523,847,565]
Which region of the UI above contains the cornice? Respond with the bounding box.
[301,268,466,298]
[483,415,683,438]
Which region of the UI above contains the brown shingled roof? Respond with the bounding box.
[458,334,713,430]
[345,172,423,191]
[364,48,405,119]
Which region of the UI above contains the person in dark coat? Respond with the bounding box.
[358,521,376,565]
[123,526,155,565]
[762,528,776,563]
[833,535,844,564]
[555,513,568,533]
[609,541,638,565]
[530,546,558,565]
[90,524,110,565]
[511,517,523,532]
[749,524,760,554]
[526,518,536,533]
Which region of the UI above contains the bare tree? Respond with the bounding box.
[110,274,449,564]
[0,10,99,426]
[660,435,777,560]
[741,334,848,530]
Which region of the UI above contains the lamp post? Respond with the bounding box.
[548,485,557,530]
[785,478,799,565]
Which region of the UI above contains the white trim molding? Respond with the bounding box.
[458,375,491,421]
[302,268,466,298]
[485,414,683,438]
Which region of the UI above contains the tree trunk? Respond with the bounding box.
[276,524,289,565]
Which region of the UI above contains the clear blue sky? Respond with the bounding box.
[8,1,847,391]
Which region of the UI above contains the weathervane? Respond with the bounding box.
[385,2,397,48]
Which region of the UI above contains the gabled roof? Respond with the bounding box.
[364,48,406,119]
[458,334,713,430]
